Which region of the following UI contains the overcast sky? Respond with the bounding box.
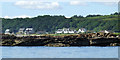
[0,0,119,18]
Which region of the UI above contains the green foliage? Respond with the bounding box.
[46,34,77,36]
[113,33,120,35]
[2,12,119,33]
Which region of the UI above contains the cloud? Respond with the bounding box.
[70,1,87,6]
[102,2,117,6]
[4,16,11,19]
[70,1,118,6]
[1,0,119,2]
[14,1,60,9]
[13,15,32,18]
[0,16,2,18]
[4,15,32,19]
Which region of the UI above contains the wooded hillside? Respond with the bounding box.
[2,12,120,33]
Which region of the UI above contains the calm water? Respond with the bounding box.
[1,46,118,58]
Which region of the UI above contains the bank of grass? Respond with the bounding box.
[20,34,79,36]
[35,33,80,36]
[48,34,79,36]
[30,32,120,36]
[113,33,120,35]
[29,33,87,36]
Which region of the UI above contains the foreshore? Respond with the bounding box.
[1,32,120,47]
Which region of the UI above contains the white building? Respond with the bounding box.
[56,29,63,33]
[69,30,75,33]
[100,30,113,33]
[5,29,10,34]
[104,30,109,33]
[77,28,87,33]
[68,29,76,33]
[56,28,76,34]
[63,28,69,33]
[24,28,34,34]
[18,28,25,34]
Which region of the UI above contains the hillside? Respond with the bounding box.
[2,12,120,33]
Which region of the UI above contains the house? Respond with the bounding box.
[56,28,76,34]
[56,29,63,33]
[63,28,69,33]
[24,28,34,34]
[5,29,10,34]
[68,29,76,33]
[100,30,113,33]
[18,28,25,34]
[77,28,87,33]
[104,30,109,33]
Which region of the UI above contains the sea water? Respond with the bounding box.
[0,46,118,58]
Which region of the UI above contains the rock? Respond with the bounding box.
[110,43,120,46]
[45,43,70,47]
[1,33,120,46]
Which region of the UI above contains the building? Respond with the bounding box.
[56,28,76,34]
[56,29,63,33]
[63,28,69,33]
[77,28,87,33]
[68,28,76,33]
[104,30,109,33]
[100,30,113,33]
[24,28,34,34]
[18,28,25,34]
[5,29,10,34]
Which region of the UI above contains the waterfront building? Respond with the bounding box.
[56,28,76,34]
[77,28,87,33]
[24,28,34,34]
[5,29,10,34]
[56,29,63,33]
[18,28,25,34]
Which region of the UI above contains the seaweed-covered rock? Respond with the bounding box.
[1,33,120,46]
[45,43,70,47]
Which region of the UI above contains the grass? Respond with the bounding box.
[46,34,79,36]
[17,33,87,36]
[25,34,78,36]
[113,33,120,35]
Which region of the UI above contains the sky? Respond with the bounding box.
[0,0,119,18]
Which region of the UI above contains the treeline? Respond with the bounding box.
[2,12,120,33]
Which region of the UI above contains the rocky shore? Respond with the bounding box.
[1,33,120,47]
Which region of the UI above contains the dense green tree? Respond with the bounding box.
[2,12,119,33]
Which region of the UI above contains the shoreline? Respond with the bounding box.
[1,32,120,47]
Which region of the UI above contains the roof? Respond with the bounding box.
[26,28,33,30]
[19,28,25,30]
[5,29,10,31]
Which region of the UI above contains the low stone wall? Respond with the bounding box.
[1,33,120,47]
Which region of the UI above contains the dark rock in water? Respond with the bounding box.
[110,43,120,46]
[45,43,70,47]
[2,34,17,39]
[89,38,120,46]
[1,33,120,47]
